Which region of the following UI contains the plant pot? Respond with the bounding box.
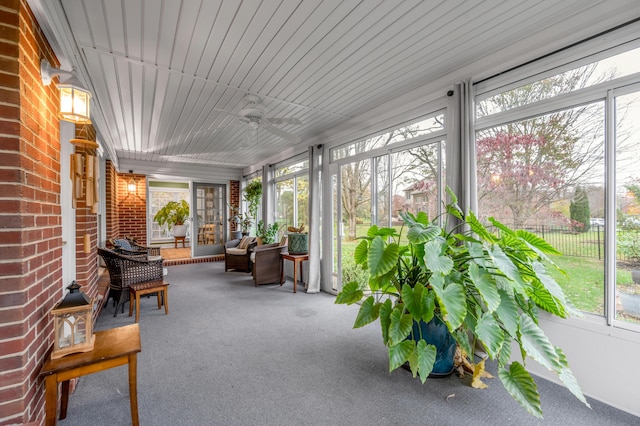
[230,230,243,240]
[403,316,457,377]
[620,290,640,319]
[172,224,187,238]
[288,233,308,254]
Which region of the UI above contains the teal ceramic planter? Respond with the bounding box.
[288,233,308,254]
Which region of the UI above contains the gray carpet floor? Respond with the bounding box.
[59,262,639,425]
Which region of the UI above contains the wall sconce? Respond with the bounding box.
[50,281,94,359]
[41,59,92,125]
[127,170,137,194]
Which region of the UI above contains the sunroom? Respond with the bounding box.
[4,1,640,424]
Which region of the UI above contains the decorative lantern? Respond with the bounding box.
[51,281,95,359]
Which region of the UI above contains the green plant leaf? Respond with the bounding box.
[334,281,363,305]
[556,347,591,408]
[490,245,526,294]
[498,362,543,418]
[519,314,561,372]
[407,223,440,244]
[368,237,399,278]
[495,289,520,338]
[453,329,473,358]
[367,225,397,238]
[475,312,505,359]
[515,229,562,256]
[430,274,466,330]
[467,211,497,243]
[389,340,414,371]
[415,339,436,384]
[497,336,512,368]
[423,238,454,274]
[379,299,393,345]
[354,296,380,329]
[401,283,428,319]
[527,281,565,318]
[388,306,413,346]
[353,239,369,267]
[533,262,581,318]
[469,263,501,313]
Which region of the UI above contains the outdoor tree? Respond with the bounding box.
[475,64,621,227]
[570,185,591,232]
[340,117,444,240]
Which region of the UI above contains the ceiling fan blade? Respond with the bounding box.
[264,117,302,125]
[261,121,301,143]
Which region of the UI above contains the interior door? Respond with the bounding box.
[193,183,225,256]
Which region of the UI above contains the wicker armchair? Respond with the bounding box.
[251,242,288,286]
[110,237,161,257]
[98,248,164,316]
[224,237,257,272]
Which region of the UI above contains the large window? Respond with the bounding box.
[329,111,447,292]
[275,158,309,232]
[475,44,640,328]
[149,182,190,242]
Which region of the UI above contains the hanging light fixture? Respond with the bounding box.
[40,59,92,125]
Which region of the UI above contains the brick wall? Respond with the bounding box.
[0,1,63,424]
[230,180,240,232]
[116,171,147,244]
[104,160,119,243]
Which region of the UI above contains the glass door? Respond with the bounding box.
[193,183,225,256]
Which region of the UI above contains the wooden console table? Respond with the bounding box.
[280,253,309,293]
[40,323,141,426]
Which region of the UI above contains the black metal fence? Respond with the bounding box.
[505,224,640,262]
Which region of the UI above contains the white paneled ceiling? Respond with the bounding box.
[32,0,640,171]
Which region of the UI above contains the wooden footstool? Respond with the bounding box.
[128,280,169,323]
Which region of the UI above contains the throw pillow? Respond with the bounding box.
[238,236,252,250]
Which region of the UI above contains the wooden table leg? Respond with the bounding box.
[44,375,57,426]
[128,353,139,426]
[280,259,285,286]
[163,288,169,315]
[59,380,70,419]
[293,259,298,294]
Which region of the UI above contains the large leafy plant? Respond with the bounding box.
[153,199,190,231]
[335,188,589,418]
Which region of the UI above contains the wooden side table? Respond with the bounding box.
[40,324,141,426]
[280,253,309,293]
[174,236,186,248]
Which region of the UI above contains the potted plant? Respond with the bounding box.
[153,199,190,237]
[256,220,280,245]
[335,188,588,418]
[243,179,263,233]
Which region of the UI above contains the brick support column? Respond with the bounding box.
[0,1,63,423]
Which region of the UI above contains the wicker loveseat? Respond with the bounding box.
[224,236,257,272]
[98,248,164,316]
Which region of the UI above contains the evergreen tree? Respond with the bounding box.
[570,186,591,232]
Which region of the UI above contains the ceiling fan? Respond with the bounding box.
[213,94,302,145]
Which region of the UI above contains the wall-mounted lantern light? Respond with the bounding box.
[41,59,92,125]
[127,170,137,194]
